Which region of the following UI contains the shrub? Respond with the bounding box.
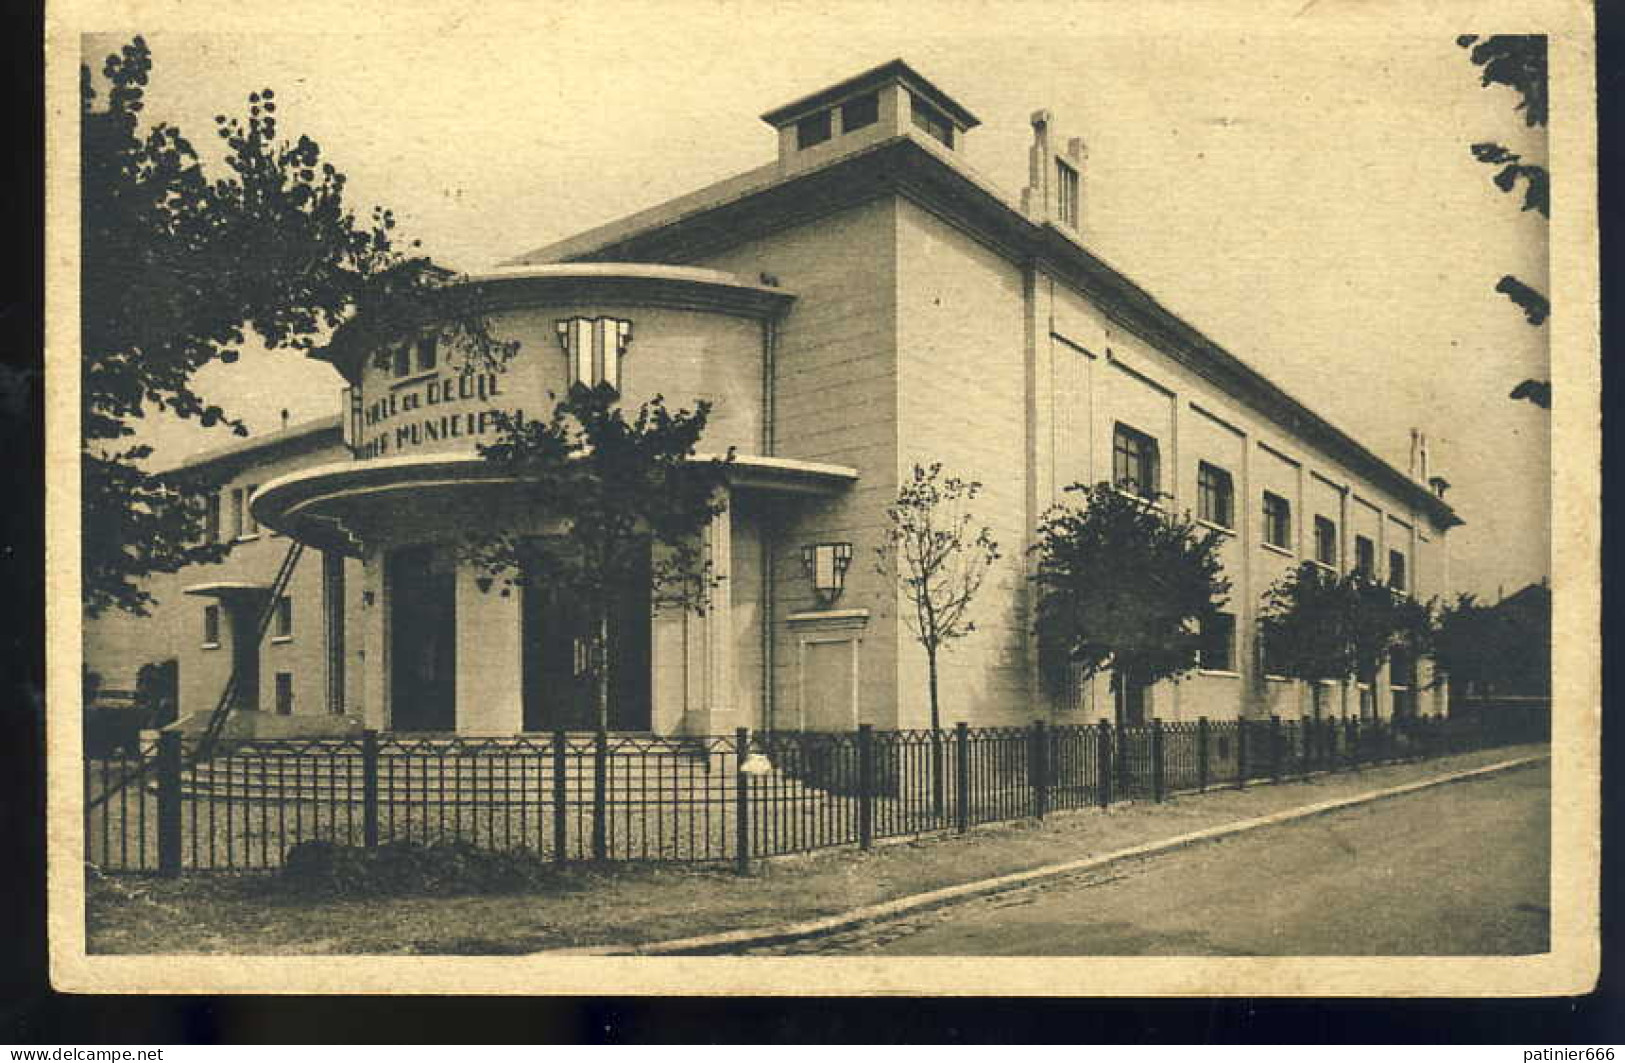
[281,839,574,897]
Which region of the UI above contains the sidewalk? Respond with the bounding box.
[86,743,1548,955]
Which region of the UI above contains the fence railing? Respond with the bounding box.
[84,702,1549,875]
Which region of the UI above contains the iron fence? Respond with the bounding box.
[84,701,1549,875]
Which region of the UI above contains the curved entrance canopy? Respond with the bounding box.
[250,451,858,557]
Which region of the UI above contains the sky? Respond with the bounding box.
[83,3,1553,600]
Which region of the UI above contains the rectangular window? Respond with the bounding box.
[416,335,438,373]
[1056,159,1080,228]
[204,492,221,544]
[910,97,954,147]
[275,672,294,716]
[1314,515,1337,566]
[1262,491,1292,549]
[1389,549,1408,591]
[1355,534,1375,577]
[1112,423,1161,500]
[274,594,293,639]
[840,92,878,133]
[1198,613,1236,672]
[1197,461,1234,528]
[203,604,220,646]
[245,485,259,535]
[796,109,832,149]
[230,488,245,540]
[1259,623,1287,678]
[392,342,411,378]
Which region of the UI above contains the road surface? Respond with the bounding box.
[753,761,1550,956]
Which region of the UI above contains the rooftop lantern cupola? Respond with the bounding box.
[760,58,981,167]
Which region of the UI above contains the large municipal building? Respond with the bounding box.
[84,60,1460,737]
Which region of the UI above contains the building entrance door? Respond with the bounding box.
[388,545,458,732]
[521,553,652,732]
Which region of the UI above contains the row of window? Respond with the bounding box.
[1196,611,1413,683]
[794,92,955,152]
[388,335,439,379]
[1114,423,1409,590]
[201,595,294,646]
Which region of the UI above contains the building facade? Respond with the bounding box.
[84,59,1458,737]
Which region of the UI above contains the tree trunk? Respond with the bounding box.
[928,646,944,818]
[593,610,611,734]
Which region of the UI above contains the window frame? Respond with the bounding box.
[204,491,221,544]
[274,672,294,716]
[1313,514,1337,567]
[910,97,954,148]
[796,109,833,149]
[1112,422,1161,501]
[415,335,438,373]
[840,92,878,133]
[1198,612,1237,674]
[202,604,221,648]
[1262,491,1292,550]
[1055,158,1080,228]
[391,341,411,378]
[1355,534,1376,578]
[1388,548,1408,592]
[1197,461,1235,529]
[230,488,245,540]
[273,594,293,641]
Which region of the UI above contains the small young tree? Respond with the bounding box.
[464,387,732,732]
[876,464,1000,813]
[1032,483,1230,726]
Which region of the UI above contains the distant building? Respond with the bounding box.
[84,59,1459,736]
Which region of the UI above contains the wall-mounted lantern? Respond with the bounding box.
[801,542,854,604]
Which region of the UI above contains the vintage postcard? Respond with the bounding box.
[45,0,1598,996]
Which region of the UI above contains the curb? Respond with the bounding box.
[541,751,1549,957]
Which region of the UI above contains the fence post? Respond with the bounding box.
[1096,719,1113,808]
[1269,715,1283,783]
[1348,716,1360,771]
[361,729,379,849]
[735,726,751,876]
[1197,716,1210,793]
[857,723,874,851]
[591,727,608,862]
[552,728,568,865]
[156,730,182,876]
[1301,717,1313,781]
[1031,719,1049,819]
[954,722,970,835]
[1236,719,1249,789]
[1151,718,1165,802]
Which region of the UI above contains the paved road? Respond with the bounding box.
[755,762,1550,956]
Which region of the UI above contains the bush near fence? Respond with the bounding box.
[84,703,1550,876]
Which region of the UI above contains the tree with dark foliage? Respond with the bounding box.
[1458,34,1550,409]
[82,37,504,616]
[464,388,733,733]
[1032,483,1230,725]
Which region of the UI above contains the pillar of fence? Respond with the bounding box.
[954,722,970,834]
[591,728,609,862]
[552,729,568,865]
[1301,717,1313,781]
[857,723,874,850]
[1031,720,1050,819]
[1236,719,1249,789]
[156,730,183,876]
[1269,716,1283,783]
[1150,718,1165,803]
[361,729,380,848]
[1197,716,1210,793]
[735,726,751,876]
[1095,719,1112,808]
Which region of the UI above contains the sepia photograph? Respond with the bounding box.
[46,0,1597,998]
